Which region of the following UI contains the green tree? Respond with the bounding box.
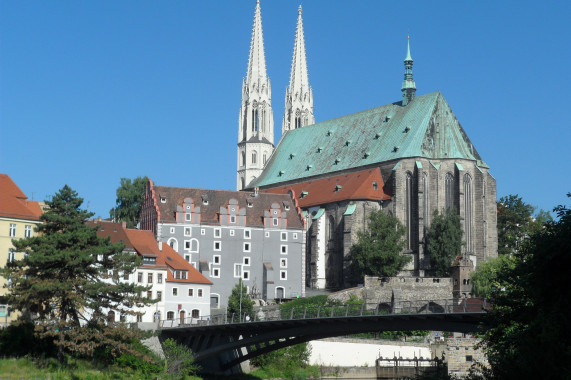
[350,209,410,280]
[162,338,199,377]
[109,176,148,228]
[425,208,463,277]
[227,279,254,321]
[479,194,571,379]
[470,255,516,298]
[1,185,152,363]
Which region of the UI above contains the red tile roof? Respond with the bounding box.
[90,220,211,285]
[0,174,42,221]
[150,185,304,229]
[262,168,390,208]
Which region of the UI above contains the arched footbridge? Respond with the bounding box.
[159,298,489,372]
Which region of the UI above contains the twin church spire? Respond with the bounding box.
[237,1,313,190]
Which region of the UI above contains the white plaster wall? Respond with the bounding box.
[308,340,431,367]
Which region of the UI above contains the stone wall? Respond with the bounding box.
[446,337,489,377]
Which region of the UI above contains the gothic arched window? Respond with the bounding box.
[241,152,246,167]
[405,172,413,250]
[422,173,428,229]
[464,173,473,252]
[252,151,257,164]
[263,152,267,165]
[328,215,335,241]
[445,173,455,210]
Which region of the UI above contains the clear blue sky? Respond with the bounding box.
[1,1,570,218]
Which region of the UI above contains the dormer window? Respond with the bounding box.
[142,256,156,265]
[160,197,166,203]
[373,181,378,190]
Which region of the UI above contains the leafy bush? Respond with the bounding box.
[0,321,56,357]
[162,338,199,377]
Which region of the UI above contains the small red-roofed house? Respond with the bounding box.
[91,220,211,328]
[0,174,43,325]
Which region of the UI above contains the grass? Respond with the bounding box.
[249,364,320,379]
[0,357,164,380]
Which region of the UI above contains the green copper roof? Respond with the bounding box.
[251,92,487,188]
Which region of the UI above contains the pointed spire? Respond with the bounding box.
[401,35,416,106]
[246,0,268,84]
[282,5,314,134]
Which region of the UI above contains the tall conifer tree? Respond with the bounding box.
[2,185,151,363]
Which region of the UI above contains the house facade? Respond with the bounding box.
[139,180,306,309]
[0,174,43,326]
[92,220,211,327]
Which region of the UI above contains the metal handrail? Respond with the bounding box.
[159,298,489,329]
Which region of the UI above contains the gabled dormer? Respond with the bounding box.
[264,202,287,229]
[219,198,247,226]
[176,197,201,224]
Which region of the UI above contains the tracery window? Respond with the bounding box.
[464,174,473,252]
[405,172,413,250]
[445,173,455,210]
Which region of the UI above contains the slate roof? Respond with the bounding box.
[91,220,212,285]
[151,185,304,229]
[0,174,42,221]
[262,168,390,208]
[250,92,487,188]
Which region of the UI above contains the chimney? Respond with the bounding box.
[254,187,259,197]
[122,221,126,228]
[158,241,163,251]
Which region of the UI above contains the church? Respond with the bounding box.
[237,1,498,290]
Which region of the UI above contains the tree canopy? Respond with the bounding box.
[497,194,552,256]
[2,185,152,363]
[109,176,148,228]
[227,279,254,321]
[479,194,571,379]
[425,208,463,277]
[350,209,410,280]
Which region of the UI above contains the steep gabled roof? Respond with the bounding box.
[250,92,487,188]
[151,186,304,229]
[92,220,212,285]
[0,174,42,221]
[263,168,390,208]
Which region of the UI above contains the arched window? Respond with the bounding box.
[422,173,428,229]
[405,172,413,250]
[464,173,473,252]
[252,151,257,164]
[263,153,267,165]
[328,215,335,241]
[192,309,200,318]
[275,287,285,299]
[241,177,245,190]
[167,311,175,320]
[167,238,178,252]
[252,109,259,132]
[445,173,455,210]
[190,238,199,253]
[241,152,246,167]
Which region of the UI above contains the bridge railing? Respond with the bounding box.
[159,298,488,329]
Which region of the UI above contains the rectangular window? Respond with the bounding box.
[189,288,194,297]
[185,213,191,221]
[25,225,32,238]
[147,273,153,283]
[265,231,270,238]
[281,232,287,241]
[7,249,15,263]
[214,228,221,238]
[185,240,191,250]
[234,264,242,278]
[293,233,298,239]
[147,291,152,299]
[243,242,251,252]
[273,218,278,226]
[281,245,288,254]
[214,241,221,251]
[213,255,221,264]
[198,289,203,297]
[156,291,162,301]
[9,224,16,237]
[123,271,129,280]
[243,257,250,266]
[230,230,235,236]
[244,229,251,239]
[185,254,191,263]
[243,271,250,280]
[137,314,143,322]
[170,227,175,234]
[157,273,163,283]
[184,227,191,236]
[172,288,178,296]
[137,272,143,283]
[280,270,287,280]
[212,268,220,278]
[230,215,236,223]
[201,228,205,235]
[280,258,287,268]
